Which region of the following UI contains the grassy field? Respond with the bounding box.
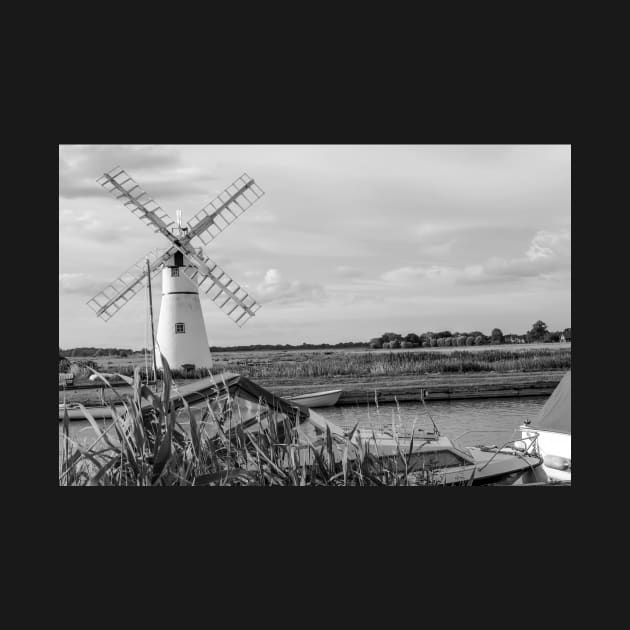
[67,343,571,380]
[61,344,570,406]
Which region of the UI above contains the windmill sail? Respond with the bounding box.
[88,165,264,336]
[185,173,264,247]
[87,248,173,321]
[96,166,176,240]
[184,256,261,327]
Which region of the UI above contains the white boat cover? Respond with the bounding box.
[534,371,571,434]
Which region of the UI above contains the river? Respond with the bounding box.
[60,395,547,452]
[315,396,546,447]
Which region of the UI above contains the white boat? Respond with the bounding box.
[59,403,116,421]
[286,389,342,408]
[301,410,545,485]
[517,371,571,482]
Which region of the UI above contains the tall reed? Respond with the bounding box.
[59,357,440,486]
[229,349,571,379]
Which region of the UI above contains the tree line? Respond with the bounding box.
[59,346,147,358]
[59,321,571,360]
[209,342,366,352]
[368,321,571,349]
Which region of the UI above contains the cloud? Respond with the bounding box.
[60,209,135,243]
[458,229,571,285]
[59,273,106,295]
[380,229,571,287]
[59,146,220,201]
[256,268,326,304]
[335,265,364,278]
[380,265,451,284]
[247,209,277,224]
[526,228,571,261]
[414,222,460,239]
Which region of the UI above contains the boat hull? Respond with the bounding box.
[287,389,342,408]
[59,406,116,421]
[519,426,571,482]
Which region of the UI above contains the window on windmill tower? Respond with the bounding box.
[175,323,185,334]
[171,267,179,277]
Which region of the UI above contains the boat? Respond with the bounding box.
[59,403,116,420]
[59,372,544,484]
[285,389,342,408]
[517,371,571,482]
[300,411,545,485]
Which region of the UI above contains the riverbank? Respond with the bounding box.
[259,370,563,404]
[59,370,565,407]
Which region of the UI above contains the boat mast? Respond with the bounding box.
[146,258,158,384]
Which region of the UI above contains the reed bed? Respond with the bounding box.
[75,348,570,384]
[230,349,572,379]
[59,359,440,486]
[112,365,220,380]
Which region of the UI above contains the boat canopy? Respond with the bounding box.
[533,371,571,434]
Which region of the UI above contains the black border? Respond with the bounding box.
[29,46,583,600]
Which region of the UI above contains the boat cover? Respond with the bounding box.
[533,371,570,433]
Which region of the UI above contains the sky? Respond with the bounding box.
[59,145,571,348]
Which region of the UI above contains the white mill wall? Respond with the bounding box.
[155,266,213,370]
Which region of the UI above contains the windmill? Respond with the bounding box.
[87,166,265,370]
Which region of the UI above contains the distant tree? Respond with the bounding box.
[443,337,453,347]
[466,336,475,346]
[430,338,438,347]
[389,339,401,349]
[422,341,430,348]
[404,333,421,344]
[381,332,402,343]
[456,336,467,346]
[563,327,571,341]
[491,328,504,344]
[474,335,484,345]
[369,337,383,349]
[435,331,452,339]
[436,338,445,347]
[527,320,548,342]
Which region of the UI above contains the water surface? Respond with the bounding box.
[60,396,547,452]
[315,396,547,447]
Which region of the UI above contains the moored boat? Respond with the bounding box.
[286,389,342,408]
[59,403,116,421]
[517,371,571,482]
[59,372,545,485]
[301,410,545,485]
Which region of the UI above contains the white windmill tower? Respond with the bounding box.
[87,166,265,371]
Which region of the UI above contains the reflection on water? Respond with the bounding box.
[315,397,547,447]
[60,396,548,453]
